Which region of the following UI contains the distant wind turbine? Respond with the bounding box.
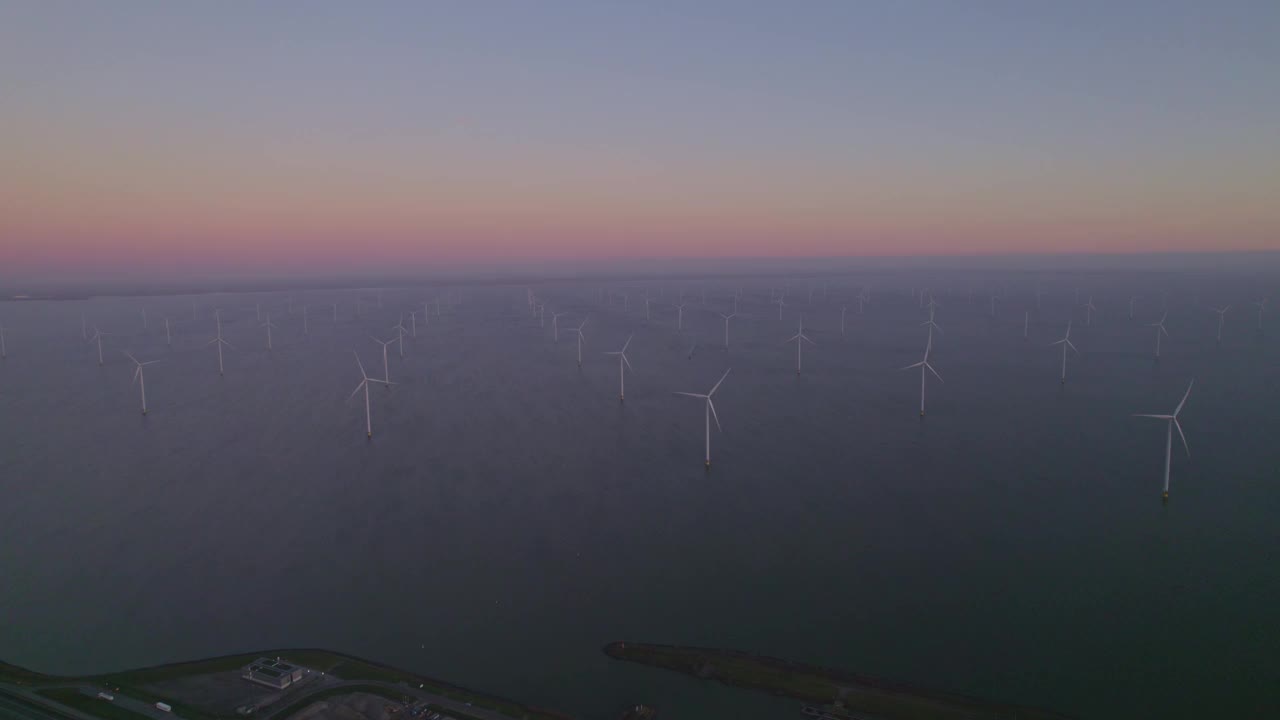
[262,314,277,350]
[718,312,737,347]
[124,352,160,415]
[1050,320,1079,384]
[786,316,816,374]
[163,316,172,345]
[1129,295,1138,320]
[674,369,731,468]
[603,334,634,401]
[1084,296,1097,326]
[0,322,7,358]
[1254,297,1268,330]
[552,311,567,341]
[1214,306,1230,342]
[841,306,847,336]
[302,305,309,335]
[901,335,942,416]
[675,301,687,331]
[349,351,393,438]
[1149,312,1169,358]
[567,316,588,366]
[87,326,110,365]
[372,337,395,384]
[206,311,234,375]
[775,296,786,320]
[391,315,408,357]
[1133,380,1193,501]
[1023,310,1029,338]
[920,307,944,344]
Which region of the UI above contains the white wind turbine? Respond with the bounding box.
[552,311,567,341]
[675,301,687,330]
[840,306,847,336]
[1214,305,1230,342]
[409,311,417,337]
[1084,296,1097,326]
[163,316,172,345]
[1254,297,1268,330]
[124,352,160,415]
[372,337,395,383]
[81,314,87,340]
[1050,320,1079,384]
[786,316,815,374]
[718,312,737,347]
[901,334,942,416]
[674,369,731,468]
[332,303,339,322]
[0,321,7,358]
[348,352,393,438]
[1133,380,1193,501]
[262,314,278,350]
[87,326,110,365]
[775,295,786,320]
[603,334,634,401]
[1129,295,1139,320]
[1023,310,1030,338]
[206,310,234,375]
[920,307,944,345]
[567,317,588,366]
[1149,312,1169,358]
[391,315,408,357]
[302,305,309,335]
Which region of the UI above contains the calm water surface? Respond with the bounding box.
[1,273,1277,719]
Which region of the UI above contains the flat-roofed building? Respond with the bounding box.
[241,658,305,690]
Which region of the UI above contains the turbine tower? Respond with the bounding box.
[1213,305,1230,342]
[372,337,395,384]
[206,310,234,375]
[1133,380,1193,501]
[718,312,737,347]
[1149,312,1169,358]
[124,352,160,415]
[349,352,394,438]
[262,314,277,351]
[604,335,634,401]
[391,315,409,357]
[1050,320,1079,384]
[674,369,731,468]
[901,335,942,416]
[566,317,588,366]
[786,316,815,374]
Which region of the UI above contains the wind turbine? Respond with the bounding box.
[1084,296,1097,326]
[990,294,999,317]
[372,337,395,383]
[349,352,393,438]
[391,315,408,357]
[718,312,737,347]
[567,317,588,366]
[901,335,942,416]
[409,311,417,337]
[1214,305,1230,342]
[775,295,786,320]
[786,316,815,374]
[1254,297,1268,330]
[920,307,944,344]
[675,301,687,330]
[674,369,731,468]
[262,314,277,350]
[163,316,172,346]
[1023,310,1029,338]
[302,305,309,335]
[206,310,233,375]
[1149,312,1169,358]
[332,303,339,322]
[603,335,634,401]
[141,308,148,330]
[840,306,847,336]
[552,311,567,341]
[87,326,110,365]
[81,314,87,340]
[0,322,7,358]
[124,352,160,415]
[1050,320,1079,384]
[1133,380,1193,501]
[1129,295,1138,320]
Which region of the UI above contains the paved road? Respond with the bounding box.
[264,678,517,720]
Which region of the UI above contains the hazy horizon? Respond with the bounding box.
[4,1,1279,277]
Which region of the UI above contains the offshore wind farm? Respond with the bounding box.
[3,2,1280,719]
[1,269,1278,719]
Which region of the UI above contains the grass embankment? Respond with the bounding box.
[35,689,151,720]
[605,642,1074,720]
[426,704,487,720]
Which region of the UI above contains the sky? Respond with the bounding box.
[2,1,1278,277]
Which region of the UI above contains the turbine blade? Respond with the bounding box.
[901,361,925,371]
[708,398,722,431]
[926,362,943,383]
[802,334,816,345]
[353,351,367,378]
[622,354,633,371]
[673,392,706,398]
[622,334,633,352]
[1175,379,1194,415]
[348,380,366,402]
[1131,413,1173,419]
[709,367,731,395]
[1067,339,1079,353]
[1174,418,1190,457]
